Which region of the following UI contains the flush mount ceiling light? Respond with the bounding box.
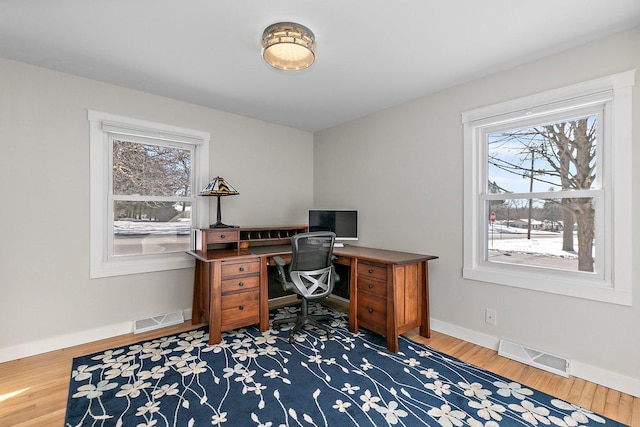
[262,22,316,71]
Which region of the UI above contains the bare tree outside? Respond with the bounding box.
[487,114,597,272]
[111,140,193,256]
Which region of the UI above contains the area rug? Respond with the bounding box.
[65,305,623,426]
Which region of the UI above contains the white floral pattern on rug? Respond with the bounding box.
[65,305,619,427]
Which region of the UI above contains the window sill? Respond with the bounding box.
[90,252,194,279]
[463,265,632,306]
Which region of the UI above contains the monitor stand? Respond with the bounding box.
[334,242,345,248]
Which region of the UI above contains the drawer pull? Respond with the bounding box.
[239,267,245,272]
[239,305,244,310]
[368,308,374,314]
[238,282,244,287]
[220,234,226,239]
[368,284,374,289]
[368,269,374,274]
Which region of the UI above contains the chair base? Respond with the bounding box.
[272,301,332,344]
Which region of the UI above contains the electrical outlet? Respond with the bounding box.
[485,308,497,325]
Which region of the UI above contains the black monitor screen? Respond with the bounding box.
[308,210,358,240]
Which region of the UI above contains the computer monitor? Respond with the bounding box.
[308,210,358,246]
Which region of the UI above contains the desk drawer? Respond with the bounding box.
[221,290,260,327]
[221,275,260,294]
[357,293,387,335]
[357,278,387,297]
[206,229,239,244]
[357,261,387,282]
[221,259,260,278]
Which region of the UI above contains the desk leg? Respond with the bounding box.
[419,261,431,338]
[348,258,358,334]
[387,265,399,353]
[209,262,222,345]
[191,260,203,325]
[259,256,270,332]
[386,335,399,353]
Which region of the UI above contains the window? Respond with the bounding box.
[89,111,210,278]
[462,71,634,305]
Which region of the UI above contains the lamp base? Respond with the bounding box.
[209,222,239,229]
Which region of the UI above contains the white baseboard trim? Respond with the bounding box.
[431,318,640,398]
[430,318,500,351]
[3,311,638,398]
[0,321,132,363]
[0,308,193,364]
[570,360,640,398]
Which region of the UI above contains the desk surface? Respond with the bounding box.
[333,245,438,264]
[187,244,438,264]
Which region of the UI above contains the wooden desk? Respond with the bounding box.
[187,228,437,352]
[334,246,438,352]
[189,249,270,345]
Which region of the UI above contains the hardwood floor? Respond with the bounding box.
[405,329,639,426]
[1,318,638,426]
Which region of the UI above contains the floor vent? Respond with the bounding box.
[134,311,184,334]
[498,339,571,377]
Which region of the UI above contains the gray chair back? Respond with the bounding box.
[288,232,336,299]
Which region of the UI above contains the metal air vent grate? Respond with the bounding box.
[133,311,184,334]
[498,339,570,377]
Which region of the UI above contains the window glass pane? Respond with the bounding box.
[113,201,191,256]
[112,140,192,197]
[487,115,597,193]
[487,197,595,273]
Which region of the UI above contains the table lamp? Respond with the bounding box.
[199,177,239,228]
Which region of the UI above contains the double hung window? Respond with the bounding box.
[462,71,634,305]
[89,111,210,278]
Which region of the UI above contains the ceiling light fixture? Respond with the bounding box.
[261,22,316,71]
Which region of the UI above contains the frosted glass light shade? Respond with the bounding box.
[262,22,316,71]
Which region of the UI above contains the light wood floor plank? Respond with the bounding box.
[591,384,611,416]
[408,330,638,426]
[567,377,588,404]
[604,389,623,421]
[579,380,599,409]
[619,393,635,425]
[632,396,640,427]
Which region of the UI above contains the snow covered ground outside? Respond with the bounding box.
[114,220,191,235]
[488,224,582,259]
[489,236,579,258]
[111,221,586,263]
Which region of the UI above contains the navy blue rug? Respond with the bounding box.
[65,305,624,426]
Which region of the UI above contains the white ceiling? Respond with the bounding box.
[1,1,639,132]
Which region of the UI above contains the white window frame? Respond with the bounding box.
[89,110,210,278]
[462,70,634,306]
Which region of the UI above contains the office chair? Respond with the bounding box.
[272,231,338,343]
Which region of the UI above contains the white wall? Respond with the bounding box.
[314,27,640,396]
[0,57,313,361]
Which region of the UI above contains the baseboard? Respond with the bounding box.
[430,318,500,351]
[430,318,640,398]
[0,321,133,363]
[3,311,638,398]
[0,308,193,364]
